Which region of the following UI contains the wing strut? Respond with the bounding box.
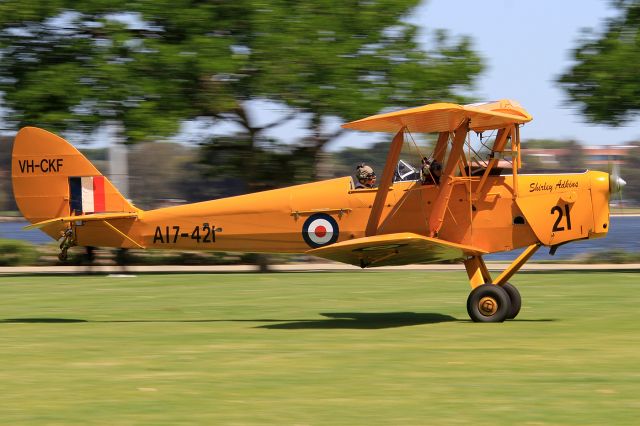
[429,120,469,237]
[433,131,449,163]
[365,128,404,236]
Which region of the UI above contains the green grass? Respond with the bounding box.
[1,271,639,425]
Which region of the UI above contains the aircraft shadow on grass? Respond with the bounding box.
[258,312,458,329]
[1,312,456,329]
[0,314,555,328]
[256,314,554,328]
[1,318,88,323]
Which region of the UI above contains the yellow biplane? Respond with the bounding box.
[11,99,624,322]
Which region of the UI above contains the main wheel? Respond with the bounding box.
[501,282,521,320]
[466,284,511,323]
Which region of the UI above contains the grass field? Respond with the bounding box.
[1,271,639,425]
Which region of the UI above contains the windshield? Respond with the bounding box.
[393,159,419,182]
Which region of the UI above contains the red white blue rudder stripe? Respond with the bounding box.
[69,176,106,214]
[302,213,339,248]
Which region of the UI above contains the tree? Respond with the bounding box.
[0,0,245,142]
[241,2,483,175]
[130,1,484,180]
[558,0,640,125]
[0,1,483,189]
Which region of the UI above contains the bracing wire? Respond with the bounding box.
[405,127,442,187]
[402,128,431,233]
[478,130,497,153]
[404,128,425,161]
[465,129,496,169]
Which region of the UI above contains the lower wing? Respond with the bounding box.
[307,232,486,268]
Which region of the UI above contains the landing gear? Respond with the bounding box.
[58,227,77,262]
[466,284,510,323]
[501,282,521,320]
[463,244,540,322]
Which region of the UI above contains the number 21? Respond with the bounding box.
[551,204,572,232]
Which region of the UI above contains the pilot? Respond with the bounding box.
[354,164,377,189]
[421,156,442,184]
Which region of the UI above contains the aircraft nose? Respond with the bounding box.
[589,171,610,237]
[609,173,626,194]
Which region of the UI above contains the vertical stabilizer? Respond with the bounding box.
[11,127,137,239]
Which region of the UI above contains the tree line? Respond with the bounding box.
[0,0,482,185]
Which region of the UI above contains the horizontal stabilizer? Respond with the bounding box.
[24,212,138,230]
[307,232,486,268]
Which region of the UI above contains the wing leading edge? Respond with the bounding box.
[307,232,487,268]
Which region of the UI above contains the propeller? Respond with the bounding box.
[609,162,627,195]
[608,161,627,216]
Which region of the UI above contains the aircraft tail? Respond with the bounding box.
[11,127,138,240]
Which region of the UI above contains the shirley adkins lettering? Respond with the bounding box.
[529,179,579,193]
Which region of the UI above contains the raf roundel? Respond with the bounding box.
[302,213,339,248]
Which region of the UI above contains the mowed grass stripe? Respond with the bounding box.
[0,271,638,425]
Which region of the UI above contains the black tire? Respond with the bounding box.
[466,284,510,323]
[501,282,521,320]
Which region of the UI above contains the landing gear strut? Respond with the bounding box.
[463,244,540,322]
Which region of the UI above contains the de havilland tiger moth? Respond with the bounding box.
[10,99,625,322]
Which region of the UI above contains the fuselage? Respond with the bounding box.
[75,170,611,255]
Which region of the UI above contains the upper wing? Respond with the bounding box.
[342,99,532,133]
[307,232,487,268]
